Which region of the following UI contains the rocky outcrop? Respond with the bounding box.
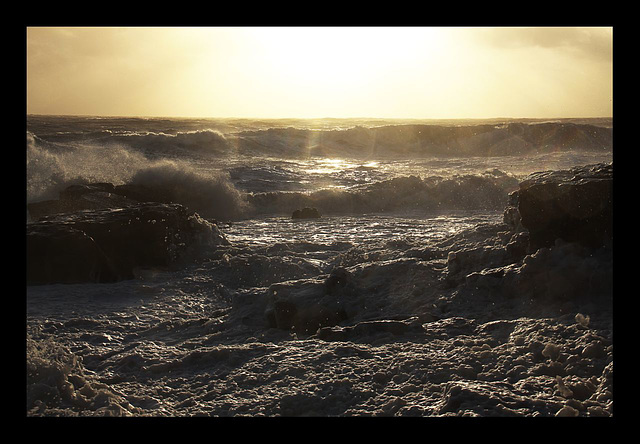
[504,163,612,251]
[27,183,171,221]
[444,163,614,312]
[27,203,229,285]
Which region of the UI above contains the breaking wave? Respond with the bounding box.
[26,131,248,221]
[247,171,520,217]
[29,117,612,160]
[128,161,248,220]
[110,129,232,156]
[27,131,148,202]
[26,117,611,221]
[230,122,612,158]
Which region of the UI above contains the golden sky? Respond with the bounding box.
[26,26,613,119]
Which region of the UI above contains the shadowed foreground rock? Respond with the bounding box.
[27,203,229,285]
[505,162,612,251]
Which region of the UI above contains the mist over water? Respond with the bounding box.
[26,115,613,417]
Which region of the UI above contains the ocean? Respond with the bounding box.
[26,115,614,416]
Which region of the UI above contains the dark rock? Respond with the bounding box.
[502,191,522,231]
[296,305,348,335]
[265,293,348,335]
[27,203,229,285]
[113,183,171,205]
[26,223,117,284]
[28,199,80,221]
[292,207,321,219]
[505,231,529,261]
[58,183,116,200]
[266,300,299,331]
[422,317,478,340]
[515,163,612,251]
[27,182,172,221]
[28,193,139,221]
[28,184,136,221]
[496,239,613,306]
[264,273,354,334]
[324,267,354,295]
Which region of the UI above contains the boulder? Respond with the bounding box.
[27,203,229,285]
[292,207,321,219]
[509,163,612,251]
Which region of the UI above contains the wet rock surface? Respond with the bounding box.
[509,162,612,251]
[27,203,229,285]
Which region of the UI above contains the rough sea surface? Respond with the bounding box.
[26,116,613,417]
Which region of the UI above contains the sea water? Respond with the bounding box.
[26,116,613,416]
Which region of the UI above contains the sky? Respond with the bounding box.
[26,26,613,119]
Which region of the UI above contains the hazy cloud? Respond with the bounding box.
[476,27,612,62]
[26,27,613,119]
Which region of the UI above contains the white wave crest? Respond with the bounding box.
[26,132,249,221]
[129,160,249,220]
[247,171,521,216]
[26,131,148,202]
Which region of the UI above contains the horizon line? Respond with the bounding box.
[26,113,614,121]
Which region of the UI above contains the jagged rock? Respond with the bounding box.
[27,191,138,221]
[27,182,171,221]
[514,163,612,251]
[58,183,116,200]
[446,243,517,281]
[292,207,321,219]
[503,190,522,231]
[27,203,229,285]
[518,240,610,299]
[450,163,614,309]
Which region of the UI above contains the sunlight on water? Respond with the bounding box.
[304,158,368,175]
[26,116,613,417]
[223,212,501,250]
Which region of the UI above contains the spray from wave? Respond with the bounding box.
[128,160,248,220]
[26,129,528,222]
[27,132,249,221]
[27,132,148,202]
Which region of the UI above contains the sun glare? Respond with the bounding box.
[26,26,612,119]
[225,27,453,117]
